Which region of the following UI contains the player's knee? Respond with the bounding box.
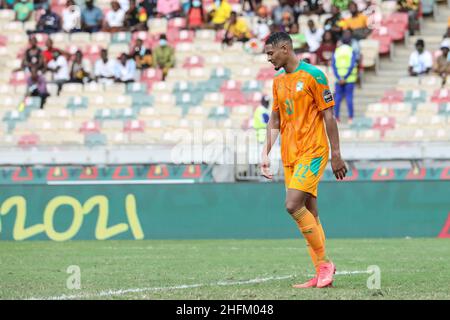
[285,201,302,215]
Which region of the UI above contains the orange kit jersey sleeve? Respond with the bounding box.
[272,61,334,167]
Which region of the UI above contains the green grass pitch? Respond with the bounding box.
[1,238,449,300]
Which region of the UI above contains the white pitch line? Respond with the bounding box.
[27,275,294,300]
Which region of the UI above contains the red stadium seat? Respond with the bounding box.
[369,34,392,55]
[431,89,450,103]
[297,52,317,65]
[18,134,39,147]
[246,92,264,107]
[10,71,27,85]
[220,80,242,93]
[377,23,406,41]
[124,120,145,133]
[0,35,7,46]
[141,68,163,83]
[182,55,205,69]
[257,67,276,81]
[168,17,186,29]
[381,90,404,103]
[224,91,246,107]
[80,121,101,134]
[373,116,396,130]
[384,12,408,28]
[34,33,49,46]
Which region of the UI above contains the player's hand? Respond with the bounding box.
[261,153,273,180]
[331,155,347,180]
[338,79,346,85]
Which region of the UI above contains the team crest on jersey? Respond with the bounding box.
[296,81,304,92]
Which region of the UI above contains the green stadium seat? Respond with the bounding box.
[111,32,132,44]
[131,94,154,109]
[116,108,137,120]
[66,96,88,110]
[126,82,148,95]
[195,79,224,94]
[404,90,427,108]
[349,117,374,130]
[84,133,107,147]
[95,109,117,121]
[242,80,263,92]
[173,81,196,93]
[23,96,41,110]
[438,103,450,116]
[208,106,230,120]
[210,67,231,81]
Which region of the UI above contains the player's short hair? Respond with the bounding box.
[265,32,292,48]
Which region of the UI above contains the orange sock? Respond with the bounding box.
[291,207,328,267]
[307,217,327,273]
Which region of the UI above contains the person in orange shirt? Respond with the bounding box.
[261,32,347,288]
[340,1,370,39]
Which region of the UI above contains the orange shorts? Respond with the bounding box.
[284,152,328,197]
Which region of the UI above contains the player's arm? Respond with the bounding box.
[261,109,280,179]
[322,107,347,180]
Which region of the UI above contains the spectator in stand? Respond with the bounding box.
[124,0,148,32]
[34,0,49,11]
[47,49,70,95]
[104,1,125,32]
[207,0,232,30]
[289,23,308,54]
[3,0,16,9]
[62,0,82,33]
[302,0,325,15]
[20,36,44,72]
[332,0,350,11]
[131,38,153,69]
[316,30,337,65]
[340,1,370,40]
[332,35,358,123]
[36,7,62,34]
[26,67,49,109]
[81,0,103,33]
[118,0,130,12]
[241,0,261,15]
[433,40,450,85]
[304,19,324,53]
[153,34,175,80]
[186,0,205,30]
[324,5,343,40]
[272,0,293,27]
[94,49,117,84]
[397,0,419,36]
[42,38,59,66]
[70,50,92,83]
[280,11,294,33]
[252,6,270,41]
[223,11,252,46]
[408,39,432,77]
[114,53,137,83]
[140,0,156,18]
[14,0,34,23]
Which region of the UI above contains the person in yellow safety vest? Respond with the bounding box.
[331,34,358,123]
[253,95,270,143]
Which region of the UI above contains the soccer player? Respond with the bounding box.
[261,32,347,288]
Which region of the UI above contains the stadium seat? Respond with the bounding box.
[84,133,107,147]
[124,120,145,133]
[210,67,231,81]
[18,133,39,147]
[431,89,450,103]
[182,55,204,69]
[224,91,246,107]
[111,32,131,44]
[256,67,277,81]
[381,90,404,103]
[80,120,101,133]
[66,96,88,110]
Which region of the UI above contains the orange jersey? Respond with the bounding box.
[272,61,334,167]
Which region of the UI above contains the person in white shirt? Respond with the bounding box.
[114,53,136,83]
[118,0,129,12]
[62,0,81,32]
[409,39,433,76]
[104,1,125,32]
[47,50,70,94]
[304,19,324,53]
[94,49,116,84]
